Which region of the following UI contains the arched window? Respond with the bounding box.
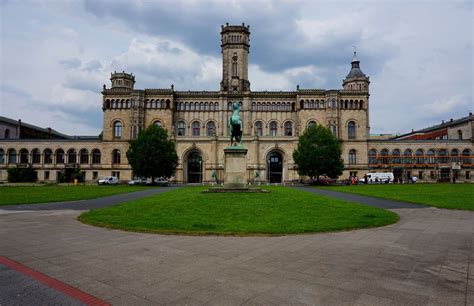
[0,149,4,164]
[257,103,261,111]
[331,125,337,136]
[192,121,200,137]
[206,121,216,136]
[113,121,122,138]
[304,100,309,109]
[32,149,41,164]
[8,149,17,164]
[458,130,463,140]
[177,121,186,136]
[190,102,195,111]
[185,102,189,111]
[320,100,325,108]
[79,149,89,164]
[300,100,304,109]
[179,102,184,111]
[252,103,256,111]
[438,149,448,164]
[19,149,29,164]
[210,102,215,111]
[92,149,101,164]
[391,149,401,164]
[44,149,53,164]
[427,149,436,164]
[403,149,412,164]
[277,102,281,111]
[262,103,267,111]
[154,120,162,127]
[451,149,459,163]
[415,149,424,164]
[272,103,277,111]
[204,102,208,111]
[287,102,291,111]
[269,121,278,136]
[462,149,471,165]
[215,102,219,111]
[56,149,64,164]
[284,121,293,136]
[157,100,162,108]
[348,149,356,165]
[307,121,316,129]
[112,149,121,164]
[232,61,238,77]
[67,149,77,164]
[348,121,356,139]
[4,129,10,139]
[368,149,377,164]
[310,100,314,109]
[380,149,389,164]
[349,100,353,109]
[255,121,263,136]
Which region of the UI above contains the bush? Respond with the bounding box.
[7,167,38,183]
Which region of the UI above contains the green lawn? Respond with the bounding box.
[319,184,474,210]
[0,185,151,206]
[79,186,398,236]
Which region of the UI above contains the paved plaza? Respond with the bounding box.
[0,187,473,305]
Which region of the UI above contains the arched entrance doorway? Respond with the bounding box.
[187,151,202,183]
[267,151,283,183]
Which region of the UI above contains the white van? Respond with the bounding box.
[97,176,119,185]
[361,172,394,183]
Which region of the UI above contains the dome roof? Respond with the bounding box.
[344,52,367,80]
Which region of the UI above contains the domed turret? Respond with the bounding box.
[342,52,369,91]
[110,71,135,90]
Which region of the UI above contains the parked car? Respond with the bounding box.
[97,176,119,185]
[309,177,337,186]
[128,178,147,185]
[146,177,169,186]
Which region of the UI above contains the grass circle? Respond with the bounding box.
[79,186,398,236]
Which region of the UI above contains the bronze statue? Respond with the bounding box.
[229,101,243,146]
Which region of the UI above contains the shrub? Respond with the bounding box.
[7,167,38,183]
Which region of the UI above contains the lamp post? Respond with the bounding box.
[199,160,202,184]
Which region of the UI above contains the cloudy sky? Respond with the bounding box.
[1,0,472,136]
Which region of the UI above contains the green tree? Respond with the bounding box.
[126,125,178,183]
[293,124,344,181]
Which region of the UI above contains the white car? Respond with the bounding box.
[128,178,147,185]
[97,176,119,185]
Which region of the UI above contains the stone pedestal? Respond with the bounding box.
[224,147,248,188]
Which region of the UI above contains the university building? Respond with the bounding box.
[0,24,472,183]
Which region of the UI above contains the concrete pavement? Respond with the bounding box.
[0,186,472,305]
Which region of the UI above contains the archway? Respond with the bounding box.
[187,151,202,183]
[267,151,283,183]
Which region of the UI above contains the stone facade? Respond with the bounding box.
[0,24,472,183]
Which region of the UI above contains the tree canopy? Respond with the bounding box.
[126,125,178,181]
[292,124,344,180]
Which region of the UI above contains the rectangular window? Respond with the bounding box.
[349,171,358,177]
[112,171,120,179]
[466,171,470,180]
[93,171,98,180]
[44,171,50,180]
[430,171,435,179]
[418,171,423,180]
[81,171,86,181]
